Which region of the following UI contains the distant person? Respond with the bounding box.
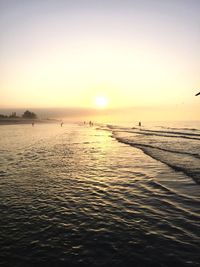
[61,122,63,127]
[138,121,141,127]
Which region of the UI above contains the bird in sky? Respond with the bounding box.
[195,92,200,96]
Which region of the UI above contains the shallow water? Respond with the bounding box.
[0,123,199,266]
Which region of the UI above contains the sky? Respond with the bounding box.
[0,0,200,121]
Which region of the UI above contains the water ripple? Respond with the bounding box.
[0,124,199,266]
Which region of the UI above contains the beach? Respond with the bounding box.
[0,122,199,266]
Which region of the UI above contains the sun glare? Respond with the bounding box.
[95,96,109,108]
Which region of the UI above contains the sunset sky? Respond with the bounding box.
[0,0,199,121]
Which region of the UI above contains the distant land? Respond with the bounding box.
[0,109,60,125]
[0,107,108,118]
[0,107,111,123]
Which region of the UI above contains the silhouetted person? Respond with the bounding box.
[195,92,200,96]
[138,121,141,127]
[61,122,63,127]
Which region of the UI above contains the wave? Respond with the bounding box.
[113,139,200,159]
[107,125,200,141]
[105,124,200,185]
[116,129,200,141]
[139,128,200,137]
[115,136,200,184]
[159,126,200,132]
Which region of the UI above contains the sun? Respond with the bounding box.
[95,96,109,108]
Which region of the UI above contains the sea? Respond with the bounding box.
[0,121,199,267]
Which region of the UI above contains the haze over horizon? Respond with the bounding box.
[1,0,200,121]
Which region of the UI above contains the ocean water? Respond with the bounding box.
[0,122,199,267]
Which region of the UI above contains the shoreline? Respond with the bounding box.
[0,118,60,126]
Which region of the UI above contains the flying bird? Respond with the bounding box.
[195,92,200,96]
